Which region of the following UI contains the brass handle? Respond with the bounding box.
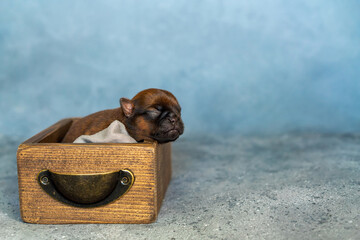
[38,169,134,208]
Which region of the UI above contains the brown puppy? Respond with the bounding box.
[62,88,184,143]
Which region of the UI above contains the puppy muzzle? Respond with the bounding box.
[154,118,184,143]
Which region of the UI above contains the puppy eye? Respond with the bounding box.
[154,105,163,111]
[146,109,161,118]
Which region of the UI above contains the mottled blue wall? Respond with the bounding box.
[1,1,360,138]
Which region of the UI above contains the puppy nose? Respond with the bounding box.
[167,113,177,124]
[169,117,176,124]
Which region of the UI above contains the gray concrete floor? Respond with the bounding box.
[1,133,359,239]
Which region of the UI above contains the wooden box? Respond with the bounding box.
[17,118,172,224]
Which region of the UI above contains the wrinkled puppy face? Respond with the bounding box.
[120,89,184,143]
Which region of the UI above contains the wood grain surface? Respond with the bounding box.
[17,118,171,224]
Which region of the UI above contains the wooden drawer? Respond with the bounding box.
[17,118,171,224]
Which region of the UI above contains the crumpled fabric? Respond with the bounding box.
[73,120,137,143]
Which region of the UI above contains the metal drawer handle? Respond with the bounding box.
[38,169,134,208]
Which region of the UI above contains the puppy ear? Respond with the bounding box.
[120,98,134,117]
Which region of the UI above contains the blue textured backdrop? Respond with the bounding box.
[1,1,360,138]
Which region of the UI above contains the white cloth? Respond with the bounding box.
[73,120,137,143]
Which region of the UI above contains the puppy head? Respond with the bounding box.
[120,88,184,143]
